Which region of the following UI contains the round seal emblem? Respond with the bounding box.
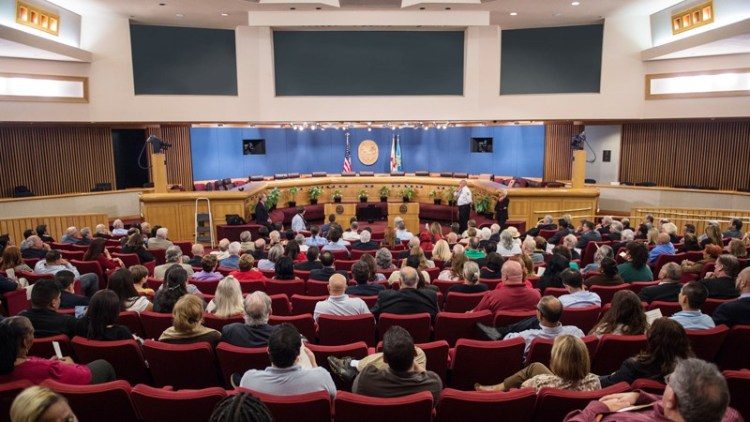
[335,205,344,214]
[399,204,408,214]
[358,140,379,166]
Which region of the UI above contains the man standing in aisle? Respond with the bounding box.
[254,194,272,230]
[454,179,473,233]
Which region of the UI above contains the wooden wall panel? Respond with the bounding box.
[620,121,750,191]
[0,213,109,245]
[544,123,583,182]
[147,124,193,189]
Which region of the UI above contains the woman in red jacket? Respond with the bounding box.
[83,237,124,271]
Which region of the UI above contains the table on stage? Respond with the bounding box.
[324,203,357,228]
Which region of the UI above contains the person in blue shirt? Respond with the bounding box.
[670,281,715,330]
[648,233,675,264]
[305,226,327,247]
[219,242,241,269]
[558,269,601,309]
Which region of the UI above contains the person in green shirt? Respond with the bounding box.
[464,237,487,260]
[616,242,653,282]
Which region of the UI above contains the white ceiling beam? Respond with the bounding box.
[247,10,490,26]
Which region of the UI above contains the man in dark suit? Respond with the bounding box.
[309,251,350,281]
[494,190,510,228]
[525,215,557,238]
[700,254,741,299]
[597,216,613,236]
[548,219,573,246]
[254,193,272,229]
[294,246,324,271]
[575,221,602,250]
[351,230,379,251]
[21,235,50,259]
[55,270,89,309]
[18,279,76,337]
[639,262,683,303]
[370,267,439,320]
[713,267,750,326]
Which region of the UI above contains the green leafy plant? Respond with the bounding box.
[308,186,323,201]
[286,187,299,199]
[428,189,439,198]
[379,186,391,198]
[266,187,281,209]
[332,189,343,200]
[445,186,456,203]
[401,187,416,202]
[475,194,492,214]
[358,189,368,199]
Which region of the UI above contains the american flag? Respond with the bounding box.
[343,132,352,173]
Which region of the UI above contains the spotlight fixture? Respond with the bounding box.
[510,12,517,16]
[175,13,184,17]
[571,1,580,5]
[220,12,229,16]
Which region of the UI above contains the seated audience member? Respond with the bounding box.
[209,393,273,422]
[21,235,51,259]
[723,218,743,239]
[611,228,634,252]
[682,244,722,275]
[352,230,378,250]
[380,226,397,248]
[394,220,414,242]
[34,250,99,297]
[140,222,152,240]
[670,281,715,330]
[219,242,242,269]
[94,224,112,239]
[153,266,198,314]
[497,229,522,257]
[700,254,741,299]
[432,239,453,264]
[351,326,442,402]
[291,207,307,233]
[682,232,702,252]
[596,216,613,236]
[321,229,350,255]
[639,262,683,302]
[77,227,93,246]
[187,243,205,266]
[294,233,309,253]
[257,244,284,271]
[575,221,602,250]
[581,245,613,275]
[347,261,386,296]
[230,254,264,281]
[147,227,174,250]
[0,316,116,385]
[360,253,386,282]
[590,290,647,337]
[153,245,195,280]
[648,233,676,264]
[294,246,323,271]
[700,224,724,249]
[272,256,296,280]
[548,218,574,246]
[313,274,370,322]
[523,236,544,264]
[238,324,336,397]
[36,224,55,243]
[390,255,433,287]
[159,294,221,346]
[713,267,750,326]
[1,245,33,273]
[18,279,76,337]
[107,268,152,313]
[121,233,154,263]
[212,239,231,261]
[599,318,693,387]
[472,260,540,314]
[480,252,503,279]
[661,222,680,244]
[83,238,125,272]
[558,269,601,308]
[465,237,486,261]
[111,219,128,236]
[283,241,305,263]
[537,254,569,292]
[526,215,557,238]
[60,226,80,244]
[320,215,336,239]
[476,335,599,393]
[438,247,467,281]
[371,267,439,320]
[448,261,488,294]
[567,358,739,422]
[563,235,581,260]
[727,238,747,259]
[617,242,653,282]
[206,276,245,318]
[342,220,360,242]
[305,225,327,247]
[584,258,625,288]
[129,264,153,296]
[193,255,223,282]
[11,386,81,422]
[608,221,624,241]
[375,248,398,272]
[487,223,501,243]
[420,230,436,252]
[222,291,275,347]
[74,290,132,341]
[309,251,350,281]
[238,231,255,254]
[54,270,89,309]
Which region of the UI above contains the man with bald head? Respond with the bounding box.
[370,266,439,320]
[312,274,371,322]
[648,232,675,264]
[222,291,276,347]
[472,260,541,314]
[504,296,584,357]
[713,267,750,326]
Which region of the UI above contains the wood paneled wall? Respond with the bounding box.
[544,123,583,182]
[620,121,750,191]
[0,124,193,198]
[0,213,109,245]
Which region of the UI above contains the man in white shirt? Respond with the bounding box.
[342,221,361,242]
[291,207,307,233]
[394,220,414,242]
[454,179,473,233]
[504,296,585,358]
[558,269,602,309]
[313,274,371,322]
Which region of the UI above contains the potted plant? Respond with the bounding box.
[332,189,343,203]
[358,189,368,203]
[308,186,322,205]
[429,189,442,205]
[266,187,280,210]
[286,187,299,208]
[379,186,390,202]
[475,194,493,218]
[445,186,457,206]
[401,187,415,203]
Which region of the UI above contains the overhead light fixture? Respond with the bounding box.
[158,2,166,6]
[510,12,517,16]
[175,13,184,17]
[220,12,229,16]
[571,1,580,5]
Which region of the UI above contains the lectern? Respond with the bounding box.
[324,203,357,228]
[388,203,420,235]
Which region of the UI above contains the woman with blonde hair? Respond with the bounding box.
[476,335,600,392]
[662,222,679,243]
[727,238,748,258]
[380,227,397,248]
[701,224,723,248]
[522,236,544,263]
[646,227,659,245]
[402,246,434,269]
[431,239,452,263]
[10,386,77,422]
[429,222,443,241]
[207,276,245,318]
[159,295,221,346]
[438,250,468,281]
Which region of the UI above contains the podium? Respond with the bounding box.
[324,203,357,228]
[388,202,420,235]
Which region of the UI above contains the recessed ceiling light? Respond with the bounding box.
[220,12,229,16]
[290,7,295,10]
[158,2,166,6]
[509,12,517,16]
[315,6,321,9]
[571,1,580,5]
[419,6,425,9]
[175,13,183,17]
[445,7,451,10]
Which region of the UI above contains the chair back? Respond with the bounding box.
[630,378,667,394]
[647,301,682,317]
[559,306,601,334]
[317,314,376,346]
[724,370,750,421]
[377,313,431,343]
[3,289,30,316]
[444,292,486,313]
[266,279,306,297]
[142,340,220,389]
[434,311,493,347]
[702,298,733,316]
[687,325,730,361]
[269,314,317,342]
[130,384,226,422]
[450,337,526,390]
[493,310,537,327]
[589,284,630,305]
[290,294,327,316]
[28,334,71,359]
[71,337,150,385]
[202,313,244,331]
[533,382,630,422]
[0,380,34,422]
[270,294,292,316]
[526,335,599,367]
[41,379,138,422]
[150,249,167,265]
[70,259,105,289]
[215,343,270,386]
[111,253,139,268]
[246,390,332,422]
[436,388,536,422]
[591,334,648,375]
[334,391,433,422]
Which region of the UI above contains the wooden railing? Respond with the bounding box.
[630,207,750,234]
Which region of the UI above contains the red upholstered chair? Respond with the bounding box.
[41,379,138,422]
[334,259,358,271]
[702,298,734,316]
[479,278,502,290]
[111,253,140,268]
[71,337,151,385]
[377,313,431,343]
[294,269,311,281]
[70,259,105,289]
[18,270,53,285]
[191,279,220,295]
[244,389,332,422]
[139,311,173,339]
[142,340,220,389]
[539,229,557,239]
[419,340,450,385]
[450,337,526,390]
[436,387,536,422]
[590,284,630,305]
[22,258,41,268]
[525,335,599,367]
[627,281,659,295]
[60,250,85,261]
[3,289,29,316]
[28,334,71,359]
[149,248,167,265]
[238,280,266,294]
[329,250,351,260]
[358,295,378,308]
[0,380,33,422]
[630,378,666,394]
[50,242,75,251]
[291,294,327,316]
[687,325,729,361]
[266,279,306,297]
[559,306,601,334]
[173,241,192,257]
[270,294,292,316]
[334,391,433,422]
[432,279,459,298]
[130,384,226,422]
[647,301,682,317]
[202,313,244,331]
[215,343,270,386]
[425,267,440,281]
[591,334,648,375]
[724,370,750,421]
[306,341,369,374]
[115,311,142,338]
[493,310,537,326]
[444,292,487,313]
[269,314,317,342]
[434,311,493,347]
[542,287,568,298]
[260,268,277,279]
[146,277,162,291]
[305,280,329,296]
[317,314,375,346]
[532,382,630,422]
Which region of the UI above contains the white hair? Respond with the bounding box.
[621,229,635,242]
[408,237,419,248]
[95,224,107,234]
[480,227,491,241]
[394,216,403,225]
[522,236,536,253]
[65,226,77,235]
[500,229,514,250]
[244,291,272,325]
[490,224,500,234]
[602,216,613,225]
[239,231,252,242]
[218,238,230,251]
[112,219,124,229]
[156,227,168,239]
[228,241,241,255]
[360,230,371,243]
[563,234,577,248]
[543,215,553,224]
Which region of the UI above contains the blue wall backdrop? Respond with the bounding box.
[190,125,545,181]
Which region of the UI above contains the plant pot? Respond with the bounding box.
[402,197,410,203]
[433,199,442,205]
[310,198,318,205]
[287,201,296,208]
[448,200,456,206]
[360,198,367,203]
[380,196,388,202]
[484,212,495,219]
[334,197,342,203]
